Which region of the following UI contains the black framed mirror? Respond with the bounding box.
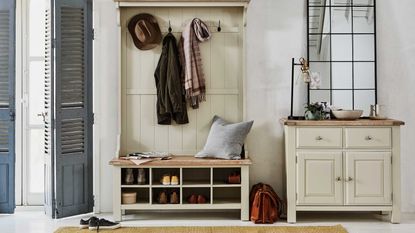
[307,0,377,116]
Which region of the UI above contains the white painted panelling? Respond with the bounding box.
[121,7,244,155]
[196,95,212,150]
[225,95,239,122]
[225,34,240,89]
[182,109,197,151]
[125,95,140,152]
[211,33,226,89]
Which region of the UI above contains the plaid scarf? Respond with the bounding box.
[179,18,211,109]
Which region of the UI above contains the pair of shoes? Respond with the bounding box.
[161,174,179,185]
[79,216,121,230]
[187,194,207,204]
[158,190,179,204]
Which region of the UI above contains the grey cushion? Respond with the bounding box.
[195,116,254,160]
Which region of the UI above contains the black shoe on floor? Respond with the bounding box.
[79,216,98,229]
[89,218,121,230]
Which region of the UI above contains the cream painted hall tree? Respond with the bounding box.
[110,0,252,221]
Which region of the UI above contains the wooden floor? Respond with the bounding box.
[1,209,415,233]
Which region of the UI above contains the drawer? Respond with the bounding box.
[296,127,342,149]
[344,128,392,149]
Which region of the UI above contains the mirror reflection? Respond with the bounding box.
[307,0,376,115]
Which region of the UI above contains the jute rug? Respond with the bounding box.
[55,225,347,233]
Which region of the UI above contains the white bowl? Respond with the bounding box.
[332,110,363,120]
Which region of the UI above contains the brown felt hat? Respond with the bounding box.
[128,13,162,50]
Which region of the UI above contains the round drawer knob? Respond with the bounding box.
[365,136,373,140]
[336,177,342,182]
[315,136,323,141]
[345,177,353,182]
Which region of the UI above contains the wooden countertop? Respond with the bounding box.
[280,118,405,126]
[109,156,252,167]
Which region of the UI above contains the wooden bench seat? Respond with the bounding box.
[109,156,252,167]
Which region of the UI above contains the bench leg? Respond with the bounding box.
[113,167,122,222]
[241,166,250,221]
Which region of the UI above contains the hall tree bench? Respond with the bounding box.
[110,156,251,221]
[111,0,251,222]
[282,119,405,224]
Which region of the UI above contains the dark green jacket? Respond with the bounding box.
[154,33,189,125]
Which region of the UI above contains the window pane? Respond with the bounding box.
[310,90,331,104]
[29,61,45,125]
[354,35,375,61]
[332,35,352,61]
[331,0,352,6]
[353,7,375,33]
[354,90,375,116]
[353,0,374,6]
[332,90,352,109]
[331,7,352,33]
[309,35,331,61]
[354,62,375,89]
[309,7,330,34]
[332,62,352,89]
[310,62,331,89]
[309,0,326,6]
[28,129,45,193]
[29,0,46,56]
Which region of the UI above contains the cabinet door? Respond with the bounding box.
[297,152,343,205]
[345,152,392,205]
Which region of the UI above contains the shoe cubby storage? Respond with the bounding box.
[182,168,210,186]
[111,157,251,221]
[182,187,211,204]
[121,187,150,204]
[152,188,180,205]
[213,187,241,204]
[213,168,241,186]
[121,168,150,186]
[152,168,180,186]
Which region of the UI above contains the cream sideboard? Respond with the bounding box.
[282,119,405,223]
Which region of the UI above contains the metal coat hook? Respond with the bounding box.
[217,20,222,32]
[168,20,172,33]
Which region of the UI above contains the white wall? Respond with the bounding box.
[377,0,415,213]
[94,0,415,213]
[93,0,120,213]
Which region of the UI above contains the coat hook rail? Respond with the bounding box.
[168,20,172,33]
[160,20,239,33]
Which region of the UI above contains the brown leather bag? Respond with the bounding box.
[249,183,283,224]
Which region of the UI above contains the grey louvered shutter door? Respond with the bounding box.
[44,0,55,218]
[0,0,15,214]
[51,0,93,218]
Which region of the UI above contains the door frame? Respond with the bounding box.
[14,0,24,207]
[15,0,46,206]
[92,2,100,213]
